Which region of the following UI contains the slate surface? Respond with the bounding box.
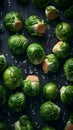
[0,0,73,130]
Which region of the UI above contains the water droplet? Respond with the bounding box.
[8,0,11,6]
[24,69,28,74]
[11,56,14,59]
[23,60,27,64]
[5,54,8,57]
[64,112,66,116]
[11,124,14,128]
[35,71,39,74]
[48,25,50,29]
[42,75,45,80]
[8,112,11,116]
[32,111,36,115]
[65,80,68,85]
[29,69,33,74]
[37,124,40,129]
[14,60,18,64]
[18,65,20,67]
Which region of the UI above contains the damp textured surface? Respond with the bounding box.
[0,0,73,130]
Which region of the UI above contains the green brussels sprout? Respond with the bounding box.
[42,54,59,73]
[24,15,47,36]
[64,113,73,130]
[64,58,73,81]
[43,82,59,101]
[54,0,73,8]
[60,85,73,104]
[8,92,26,112]
[52,41,70,59]
[40,101,60,121]
[17,0,29,4]
[27,43,45,65]
[55,22,73,42]
[0,85,7,105]
[23,75,41,97]
[45,6,59,21]
[7,35,28,55]
[14,115,34,130]
[3,12,23,32]
[32,0,50,9]
[64,5,73,19]
[0,122,8,130]
[3,66,23,89]
[42,126,56,130]
[0,55,7,72]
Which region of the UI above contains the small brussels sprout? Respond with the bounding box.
[32,0,50,9]
[42,54,59,73]
[0,55,7,72]
[27,43,45,65]
[52,41,70,59]
[60,85,73,104]
[0,122,8,130]
[54,0,73,8]
[64,58,73,81]
[8,92,26,112]
[42,126,56,130]
[3,12,23,32]
[45,6,59,21]
[7,35,28,55]
[64,5,73,19]
[14,115,34,130]
[17,0,29,4]
[43,82,59,101]
[23,75,41,97]
[24,15,47,36]
[40,101,60,121]
[0,85,7,105]
[3,66,23,89]
[64,113,73,130]
[55,22,73,42]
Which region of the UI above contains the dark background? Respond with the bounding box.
[0,0,73,130]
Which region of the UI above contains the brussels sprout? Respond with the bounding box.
[52,41,70,59]
[0,122,8,130]
[23,75,41,97]
[64,58,73,81]
[55,22,73,42]
[64,5,73,19]
[8,92,26,112]
[64,113,73,130]
[7,35,28,55]
[27,43,45,65]
[45,6,59,21]
[0,85,7,105]
[17,0,29,4]
[42,54,59,73]
[42,126,56,130]
[54,0,73,8]
[43,82,59,101]
[32,0,50,9]
[40,101,60,121]
[0,55,7,72]
[60,85,73,104]
[14,115,34,130]
[3,66,23,89]
[24,15,47,36]
[3,12,23,32]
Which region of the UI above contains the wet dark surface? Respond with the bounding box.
[0,0,73,130]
